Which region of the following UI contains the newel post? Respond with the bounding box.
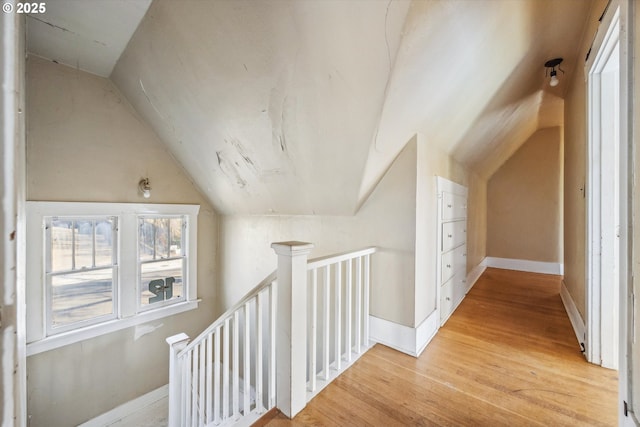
[271,241,314,418]
[166,332,190,427]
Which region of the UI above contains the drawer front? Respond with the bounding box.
[453,273,467,304]
[442,192,467,220]
[442,220,466,252]
[440,277,454,322]
[454,244,467,275]
[441,244,466,284]
[441,249,455,283]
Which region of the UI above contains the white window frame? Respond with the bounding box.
[44,215,119,335]
[137,214,187,312]
[26,202,200,356]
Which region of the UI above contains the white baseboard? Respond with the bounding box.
[369,310,438,358]
[78,384,168,427]
[415,311,439,356]
[485,257,564,275]
[465,259,487,293]
[560,281,586,349]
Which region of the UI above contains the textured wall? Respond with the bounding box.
[25,57,218,426]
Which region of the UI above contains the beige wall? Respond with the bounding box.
[487,127,563,263]
[219,139,419,328]
[563,0,609,320]
[414,134,468,323]
[467,171,487,271]
[25,56,218,426]
[220,135,472,329]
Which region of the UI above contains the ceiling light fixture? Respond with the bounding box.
[544,58,564,87]
[139,178,151,198]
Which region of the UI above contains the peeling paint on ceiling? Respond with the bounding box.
[27,0,595,215]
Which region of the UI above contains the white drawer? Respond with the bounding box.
[440,277,454,322]
[441,249,455,283]
[441,244,466,284]
[453,273,467,303]
[442,192,467,220]
[441,220,466,252]
[454,245,467,275]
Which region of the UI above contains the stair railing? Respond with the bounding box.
[166,271,277,427]
[305,247,376,401]
[167,242,376,426]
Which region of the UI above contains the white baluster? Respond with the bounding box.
[191,348,198,425]
[206,333,212,424]
[309,268,317,392]
[233,311,240,418]
[346,259,352,362]
[269,282,277,408]
[244,301,251,415]
[355,256,362,354]
[223,318,230,420]
[334,262,342,371]
[364,254,370,349]
[256,291,264,412]
[214,327,221,423]
[323,265,330,381]
[183,351,191,426]
[198,342,205,426]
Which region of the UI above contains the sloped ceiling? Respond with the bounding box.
[26,0,151,77]
[111,0,410,215]
[359,0,591,198]
[27,0,596,215]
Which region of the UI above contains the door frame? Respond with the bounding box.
[586,2,621,369]
[585,0,634,424]
[616,0,636,424]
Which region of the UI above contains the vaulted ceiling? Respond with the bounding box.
[27,0,595,215]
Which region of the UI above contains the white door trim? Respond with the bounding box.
[586,3,621,368]
[616,0,637,425]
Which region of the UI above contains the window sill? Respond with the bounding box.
[26,300,199,356]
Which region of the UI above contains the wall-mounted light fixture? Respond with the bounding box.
[139,178,151,198]
[544,58,564,87]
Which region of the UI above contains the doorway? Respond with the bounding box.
[586,5,620,370]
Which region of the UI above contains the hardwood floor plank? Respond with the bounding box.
[267,268,617,426]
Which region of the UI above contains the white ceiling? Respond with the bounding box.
[26,0,151,77]
[26,0,600,215]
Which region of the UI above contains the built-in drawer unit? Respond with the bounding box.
[436,177,468,326]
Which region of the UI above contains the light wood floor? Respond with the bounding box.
[266,268,618,426]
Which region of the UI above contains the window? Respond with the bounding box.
[45,216,118,334]
[138,216,186,310]
[26,202,200,356]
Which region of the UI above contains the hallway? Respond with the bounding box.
[267,268,618,426]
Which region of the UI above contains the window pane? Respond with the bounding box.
[155,218,169,259]
[51,268,113,327]
[139,218,156,261]
[51,219,73,272]
[95,219,114,267]
[140,259,183,307]
[139,217,183,261]
[75,220,93,269]
[169,218,183,256]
